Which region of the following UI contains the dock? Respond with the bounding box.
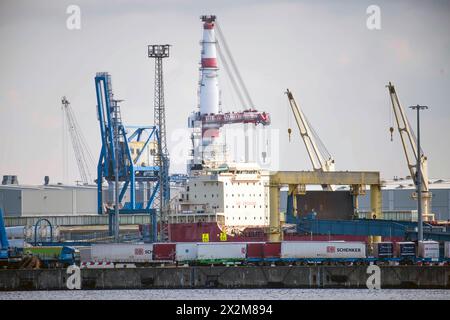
[1,265,450,291]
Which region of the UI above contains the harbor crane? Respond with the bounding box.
[386,82,432,221]
[95,72,162,239]
[285,89,335,190]
[284,89,336,220]
[61,97,95,185]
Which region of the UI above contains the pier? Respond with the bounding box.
[1,265,450,291]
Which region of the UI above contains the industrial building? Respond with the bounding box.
[0,183,97,217]
[358,179,450,222]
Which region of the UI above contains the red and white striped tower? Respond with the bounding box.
[199,15,220,139]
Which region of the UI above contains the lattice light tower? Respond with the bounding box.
[148,44,171,240]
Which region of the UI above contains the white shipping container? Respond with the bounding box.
[91,244,153,263]
[79,247,92,263]
[176,243,198,262]
[8,239,25,248]
[417,241,439,260]
[197,242,247,261]
[445,242,450,259]
[281,241,366,259]
[6,226,26,239]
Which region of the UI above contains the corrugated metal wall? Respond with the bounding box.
[358,188,450,221]
[0,189,22,216]
[0,186,97,217]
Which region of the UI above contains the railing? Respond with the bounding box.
[4,214,151,227]
[358,210,419,222]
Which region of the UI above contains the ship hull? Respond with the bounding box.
[167,222,403,243]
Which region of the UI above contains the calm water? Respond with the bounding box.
[0,289,449,300]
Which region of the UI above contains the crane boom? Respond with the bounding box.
[61,97,95,185]
[386,82,432,220]
[285,89,335,191]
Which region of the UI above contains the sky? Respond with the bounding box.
[0,0,449,185]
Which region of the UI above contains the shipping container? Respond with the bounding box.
[246,242,264,259]
[373,242,394,258]
[175,243,198,262]
[394,242,416,258]
[281,241,366,259]
[417,241,439,260]
[79,247,92,263]
[5,226,25,239]
[8,239,25,248]
[91,243,153,263]
[197,242,247,263]
[445,242,450,259]
[153,243,176,261]
[263,242,281,259]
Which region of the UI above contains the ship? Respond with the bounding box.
[161,15,373,243]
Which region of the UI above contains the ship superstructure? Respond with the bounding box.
[176,163,270,231]
[170,15,272,236]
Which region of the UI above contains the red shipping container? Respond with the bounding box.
[247,243,264,259]
[153,243,176,261]
[263,242,281,258]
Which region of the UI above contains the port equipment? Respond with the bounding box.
[285,89,335,180]
[269,171,382,241]
[148,45,171,242]
[285,89,339,219]
[386,83,432,224]
[0,208,9,259]
[293,216,450,242]
[95,72,162,239]
[61,96,96,185]
[409,105,428,242]
[188,15,271,170]
[33,218,53,245]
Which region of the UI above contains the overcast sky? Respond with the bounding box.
[0,0,449,185]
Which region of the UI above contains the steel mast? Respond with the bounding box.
[148,45,171,241]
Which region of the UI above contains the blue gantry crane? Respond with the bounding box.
[95,72,164,239]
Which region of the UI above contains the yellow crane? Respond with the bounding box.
[285,89,335,191]
[386,82,433,221]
